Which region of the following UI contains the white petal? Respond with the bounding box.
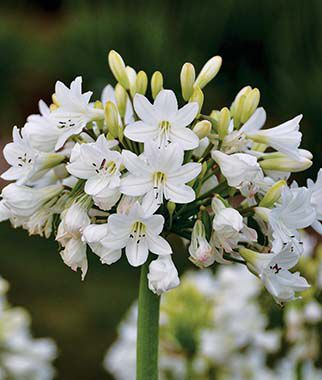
[170,127,199,150]
[171,102,199,128]
[85,176,109,196]
[147,233,173,255]
[124,121,159,143]
[120,175,153,196]
[146,214,165,235]
[167,162,201,184]
[133,94,159,124]
[154,90,178,120]
[164,183,196,204]
[126,238,149,267]
[240,107,266,133]
[122,150,152,176]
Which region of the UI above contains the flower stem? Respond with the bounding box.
[137,259,160,380]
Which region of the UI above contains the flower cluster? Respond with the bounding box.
[0,277,57,380]
[1,50,321,303]
[105,235,322,380]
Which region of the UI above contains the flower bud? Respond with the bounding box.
[231,86,252,128]
[240,88,260,124]
[167,201,176,216]
[189,220,214,268]
[259,180,286,208]
[108,50,130,90]
[126,66,137,97]
[194,56,222,89]
[217,107,231,140]
[148,255,180,295]
[151,71,163,99]
[136,70,148,95]
[260,156,312,172]
[104,101,120,138]
[189,86,204,115]
[114,83,128,118]
[180,63,195,101]
[63,202,91,239]
[193,120,211,139]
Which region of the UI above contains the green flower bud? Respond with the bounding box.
[136,71,148,95]
[259,180,286,208]
[126,66,137,97]
[193,120,211,139]
[189,86,204,115]
[180,63,195,101]
[104,101,120,138]
[260,157,312,172]
[240,88,260,124]
[108,50,130,90]
[151,71,163,99]
[115,83,128,118]
[217,107,231,140]
[194,56,222,89]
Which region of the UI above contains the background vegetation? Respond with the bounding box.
[0,1,322,378]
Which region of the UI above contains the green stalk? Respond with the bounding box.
[137,259,160,380]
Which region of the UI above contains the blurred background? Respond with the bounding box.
[0,0,322,378]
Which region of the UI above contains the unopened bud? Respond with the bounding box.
[240,88,260,124]
[52,93,60,107]
[260,157,312,172]
[217,107,231,140]
[93,100,104,110]
[126,66,137,97]
[193,120,211,139]
[189,86,204,115]
[108,50,130,90]
[167,201,176,216]
[180,63,195,101]
[104,101,120,138]
[231,86,252,128]
[194,56,222,89]
[115,84,128,118]
[136,71,148,95]
[259,180,286,208]
[151,71,163,99]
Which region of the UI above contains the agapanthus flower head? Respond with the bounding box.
[0,49,320,304]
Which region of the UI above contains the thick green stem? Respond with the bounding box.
[137,259,160,380]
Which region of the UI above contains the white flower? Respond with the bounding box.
[92,186,121,211]
[67,135,121,196]
[211,197,257,262]
[211,150,263,190]
[269,186,316,253]
[0,200,11,222]
[246,115,303,160]
[189,220,214,268]
[120,142,201,213]
[240,244,310,304]
[147,255,180,295]
[50,76,104,150]
[124,89,199,150]
[240,107,267,133]
[62,202,91,239]
[101,202,172,267]
[1,127,64,185]
[1,184,63,217]
[307,169,322,234]
[24,100,61,152]
[101,84,134,124]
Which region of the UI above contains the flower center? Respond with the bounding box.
[57,119,76,129]
[129,221,146,244]
[158,120,171,148]
[92,159,117,175]
[153,171,166,205]
[17,152,33,167]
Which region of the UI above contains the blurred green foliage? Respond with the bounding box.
[0,0,322,378]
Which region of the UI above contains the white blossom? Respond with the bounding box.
[124,90,199,150]
[307,168,322,234]
[189,220,214,268]
[148,255,180,295]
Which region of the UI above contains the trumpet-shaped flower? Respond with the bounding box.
[247,115,303,160]
[101,202,172,267]
[189,220,214,268]
[269,186,315,252]
[240,244,310,304]
[59,238,88,280]
[124,90,199,150]
[1,127,64,185]
[67,135,121,196]
[51,77,104,150]
[120,142,201,213]
[147,255,180,295]
[211,150,263,191]
[1,184,63,217]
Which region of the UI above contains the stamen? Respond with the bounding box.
[153,172,166,205]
